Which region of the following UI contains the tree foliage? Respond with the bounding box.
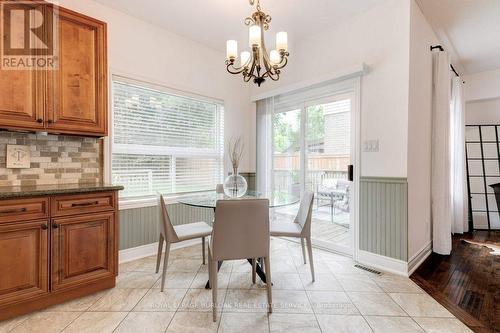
[272,106,325,152]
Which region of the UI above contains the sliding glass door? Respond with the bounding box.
[271,93,355,255]
[272,109,302,199]
[305,95,353,253]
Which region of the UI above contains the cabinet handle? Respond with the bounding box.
[41,224,48,230]
[47,119,53,124]
[52,223,59,229]
[71,201,99,207]
[0,207,27,214]
[37,118,43,123]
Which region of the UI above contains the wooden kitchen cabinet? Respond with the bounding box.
[0,71,45,131]
[0,189,120,320]
[46,7,108,136]
[51,212,115,291]
[0,2,108,137]
[0,219,49,308]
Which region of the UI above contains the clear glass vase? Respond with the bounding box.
[223,170,248,198]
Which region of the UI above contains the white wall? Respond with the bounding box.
[466,98,500,125]
[51,0,256,173]
[464,69,500,102]
[250,0,411,178]
[406,0,438,260]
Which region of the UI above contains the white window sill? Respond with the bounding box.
[119,191,213,210]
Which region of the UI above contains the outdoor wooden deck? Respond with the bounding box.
[272,204,350,247]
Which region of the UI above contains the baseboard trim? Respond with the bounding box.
[407,242,432,275]
[119,238,202,264]
[357,250,408,276]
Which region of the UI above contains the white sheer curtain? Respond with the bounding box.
[256,98,274,196]
[450,77,468,234]
[431,51,452,255]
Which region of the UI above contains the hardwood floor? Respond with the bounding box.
[411,231,500,333]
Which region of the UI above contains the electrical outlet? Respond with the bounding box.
[363,140,379,152]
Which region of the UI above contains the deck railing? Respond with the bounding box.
[273,170,347,195]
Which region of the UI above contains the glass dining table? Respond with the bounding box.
[177,190,299,289]
[177,190,299,210]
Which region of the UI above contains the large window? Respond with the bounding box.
[112,78,224,199]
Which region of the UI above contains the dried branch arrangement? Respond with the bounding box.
[227,137,245,174]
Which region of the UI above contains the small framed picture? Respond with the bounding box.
[6,145,31,169]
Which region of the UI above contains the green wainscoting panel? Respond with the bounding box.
[240,172,256,191]
[359,177,408,261]
[119,203,214,250]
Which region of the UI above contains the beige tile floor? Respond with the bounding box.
[0,238,473,333]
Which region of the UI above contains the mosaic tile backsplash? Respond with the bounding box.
[0,132,103,187]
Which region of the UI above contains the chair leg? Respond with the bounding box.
[160,242,171,292]
[155,234,164,273]
[202,237,206,265]
[209,248,218,322]
[300,238,307,264]
[306,237,315,282]
[263,256,272,313]
[252,259,257,284]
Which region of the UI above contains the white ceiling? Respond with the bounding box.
[94,0,383,52]
[417,0,500,74]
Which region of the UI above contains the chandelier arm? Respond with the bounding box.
[258,24,275,75]
[247,47,259,78]
[226,62,247,75]
[268,70,280,81]
[262,68,279,81]
[244,17,255,26]
[274,55,288,70]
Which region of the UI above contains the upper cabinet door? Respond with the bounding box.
[47,8,107,136]
[0,1,45,131]
[0,70,44,130]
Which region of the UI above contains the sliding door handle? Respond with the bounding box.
[348,165,353,182]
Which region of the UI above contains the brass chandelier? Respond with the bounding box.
[225,0,289,87]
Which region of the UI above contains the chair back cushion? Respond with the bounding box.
[216,184,224,194]
[295,191,315,236]
[212,199,270,260]
[159,195,179,242]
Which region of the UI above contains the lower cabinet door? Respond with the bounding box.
[0,220,49,307]
[51,212,115,291]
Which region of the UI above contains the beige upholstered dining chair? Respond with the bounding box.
[155,195,212,291]
[270,191,315,281]
[208,199,272,322]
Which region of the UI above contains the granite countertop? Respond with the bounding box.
[0,183,124,199]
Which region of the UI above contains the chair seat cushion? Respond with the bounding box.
[270,221,302,237]
[174,221,212,241]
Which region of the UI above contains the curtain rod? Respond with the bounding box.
[430,45,465,83]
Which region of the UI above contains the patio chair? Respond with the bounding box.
[316,179,349,218]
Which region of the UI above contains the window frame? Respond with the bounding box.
[108,74,225,209]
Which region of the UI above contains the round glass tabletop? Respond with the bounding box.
[177,190,299,209]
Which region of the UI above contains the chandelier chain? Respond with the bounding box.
[249,0,261,11]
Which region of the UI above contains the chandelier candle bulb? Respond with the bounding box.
[276,31,288,51]
[241,51,251,67]
[226,40,238,60]
[270,50,280,64]
[249,25,261,47]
